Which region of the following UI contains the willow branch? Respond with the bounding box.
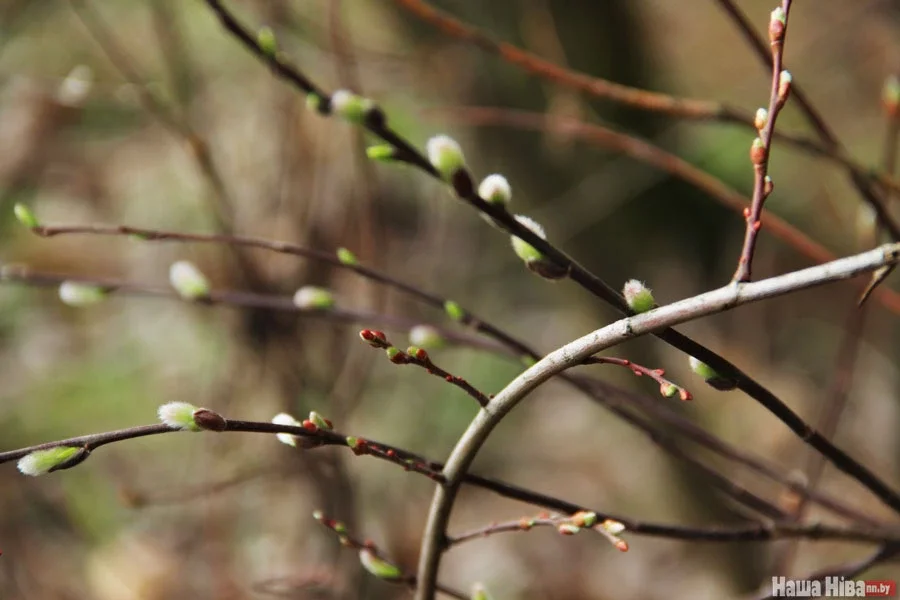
[200,3,900,521]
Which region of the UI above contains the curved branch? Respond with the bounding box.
[415,243,900,599]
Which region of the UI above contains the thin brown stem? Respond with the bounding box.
[313,511,468,599]
[588,356,691,401]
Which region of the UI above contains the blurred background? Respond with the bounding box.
[1,0,899,598]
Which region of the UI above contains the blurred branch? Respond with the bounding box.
[391,0,900,199]
[0,264,505,353]
[28,221,536,358]
[759,544,900,600]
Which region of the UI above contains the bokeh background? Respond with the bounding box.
[1,1,899,598]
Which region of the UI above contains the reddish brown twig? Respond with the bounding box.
[359,329,490,407]
[588,356,691,401]
[447,510,628,552]
[732,2,792,282]
[715,0,900,242]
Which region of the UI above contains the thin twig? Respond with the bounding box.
[359,329,491,407]
[313,511,468,599]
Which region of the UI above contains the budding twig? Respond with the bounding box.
[360,329,491,407]
[732,2,792,283]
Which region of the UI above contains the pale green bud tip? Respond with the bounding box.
[478,174,512,205]
[336,247,359,266]
[689,356,737,390]
[17,446,84,476]
[573,511,598,527]
[471,583,495,600]
[292,286,335,310]
[510,214,546,263]
[14,203,39,228]
[366,145,396,162]
[409,324,445,349]
[59,281,106,307]
[426,135,466,181]
[331,89,374,124]
[272,412,302,446]
[158,401,201,431]
[443,300,465,322]
[770,7,786,25]
[622,279,655,313]
[309,411,332,430]
[689,356,718,380]
[257,26,277,55]
[169,261,210,300]
[359,549,402,580]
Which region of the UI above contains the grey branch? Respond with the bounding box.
[414,242,900,600]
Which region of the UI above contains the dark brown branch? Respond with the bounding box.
[3,419,898,547]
